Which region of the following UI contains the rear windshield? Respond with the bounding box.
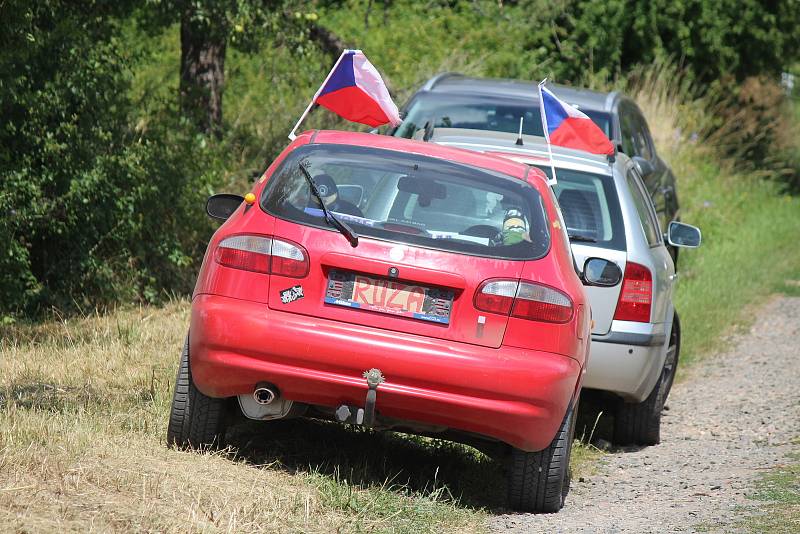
[261,144,551,260]
[534,166,626,251]
[393,93,612,140]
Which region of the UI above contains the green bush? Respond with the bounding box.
[2,0,799,317]
[0,2,225,315]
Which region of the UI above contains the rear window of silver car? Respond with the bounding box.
[261,144,551,260]
[534,166,626,251]
[393,93,613,140]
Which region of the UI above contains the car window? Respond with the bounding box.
[262,144,551,260]
[626,167,662,246]
[619,108,637,157]
[630,111,654,160]
[535,165,626,251]
[393,93,613,140]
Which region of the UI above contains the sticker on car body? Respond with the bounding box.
[280,285,304,304]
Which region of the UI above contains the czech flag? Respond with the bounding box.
[315,50,402,127]
[539,82,614,156]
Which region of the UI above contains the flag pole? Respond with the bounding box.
[288,49,358,140]
[538,79,557,186]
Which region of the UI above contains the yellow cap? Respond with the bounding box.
[244,193,256,205]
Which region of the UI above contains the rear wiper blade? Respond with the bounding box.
[298,160,359,247]
[568,232,597,243]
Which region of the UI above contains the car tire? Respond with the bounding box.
[507,402,576,513]
[661,312,680,403]
[613,313,680,446]
[614,371,662,446]
[167,334,228,449]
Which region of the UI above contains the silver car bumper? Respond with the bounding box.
[584,321,670,402]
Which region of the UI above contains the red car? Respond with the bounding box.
[167,131,612,512]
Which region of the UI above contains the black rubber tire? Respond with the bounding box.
[613,313,680,446]
[614,371,663,446]
[661,312,681,403]
[507,402,577,513]
[166,335,228,449]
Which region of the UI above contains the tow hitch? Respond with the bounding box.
[334,368,385,428]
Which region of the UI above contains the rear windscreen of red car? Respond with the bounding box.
[261,144,550,260]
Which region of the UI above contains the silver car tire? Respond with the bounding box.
[613,315,679,446]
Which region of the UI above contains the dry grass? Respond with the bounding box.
[0,303,487,533]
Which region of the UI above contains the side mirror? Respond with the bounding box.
[667,221,702,248]
[582,257,623,287]
[207,193,244,221]
[632,156,655,178]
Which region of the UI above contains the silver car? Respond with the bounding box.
[429,128,701,445]
[390,74,682,265]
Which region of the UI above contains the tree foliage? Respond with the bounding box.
[1,0,799,317]
[519,0,800,85]
[0,1,222,315]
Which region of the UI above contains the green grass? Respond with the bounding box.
[737,446,800,533]
[669,148,800,368]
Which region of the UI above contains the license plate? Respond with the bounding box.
[324,270,453,324]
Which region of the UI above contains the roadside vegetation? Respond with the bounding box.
[0,303,486,532]
[2,0,800,531]
[629,66,800,366]
[738,445,800,533]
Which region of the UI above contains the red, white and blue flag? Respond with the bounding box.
[538,82,614,156]
[289,50,401,139]
[315,50,401,127]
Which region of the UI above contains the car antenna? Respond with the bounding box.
[515,116,524,146]
[607,145,617,164]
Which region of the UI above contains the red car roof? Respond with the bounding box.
[297,130,544,186]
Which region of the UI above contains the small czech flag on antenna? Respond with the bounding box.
[315,50,401,127]
[538,81,614,156]
[289,50,401,139]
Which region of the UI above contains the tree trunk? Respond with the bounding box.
[179,10,226,136]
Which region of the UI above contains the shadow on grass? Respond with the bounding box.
[224,417,509,511]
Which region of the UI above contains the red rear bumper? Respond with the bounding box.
[190,294,582,451]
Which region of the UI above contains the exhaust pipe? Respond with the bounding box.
[253,383,279,405]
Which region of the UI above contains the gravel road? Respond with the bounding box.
[491,296,800,533]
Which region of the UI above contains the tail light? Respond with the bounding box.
[474,279,517,315]
[270,238,309,277]
[613,262,652,322]
[513,282,574,323]
[215,235,309,277]
[475,279,574,323]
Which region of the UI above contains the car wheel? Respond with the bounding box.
[661,312,681,403]
[614,313,680,446]
[614,371,662,446]
[167,334,228,449]
[507,401,576,513]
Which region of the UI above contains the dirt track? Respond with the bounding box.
[491,296,800,533]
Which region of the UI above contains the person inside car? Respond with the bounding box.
[310,173,364,217]
[491,207,530,246]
